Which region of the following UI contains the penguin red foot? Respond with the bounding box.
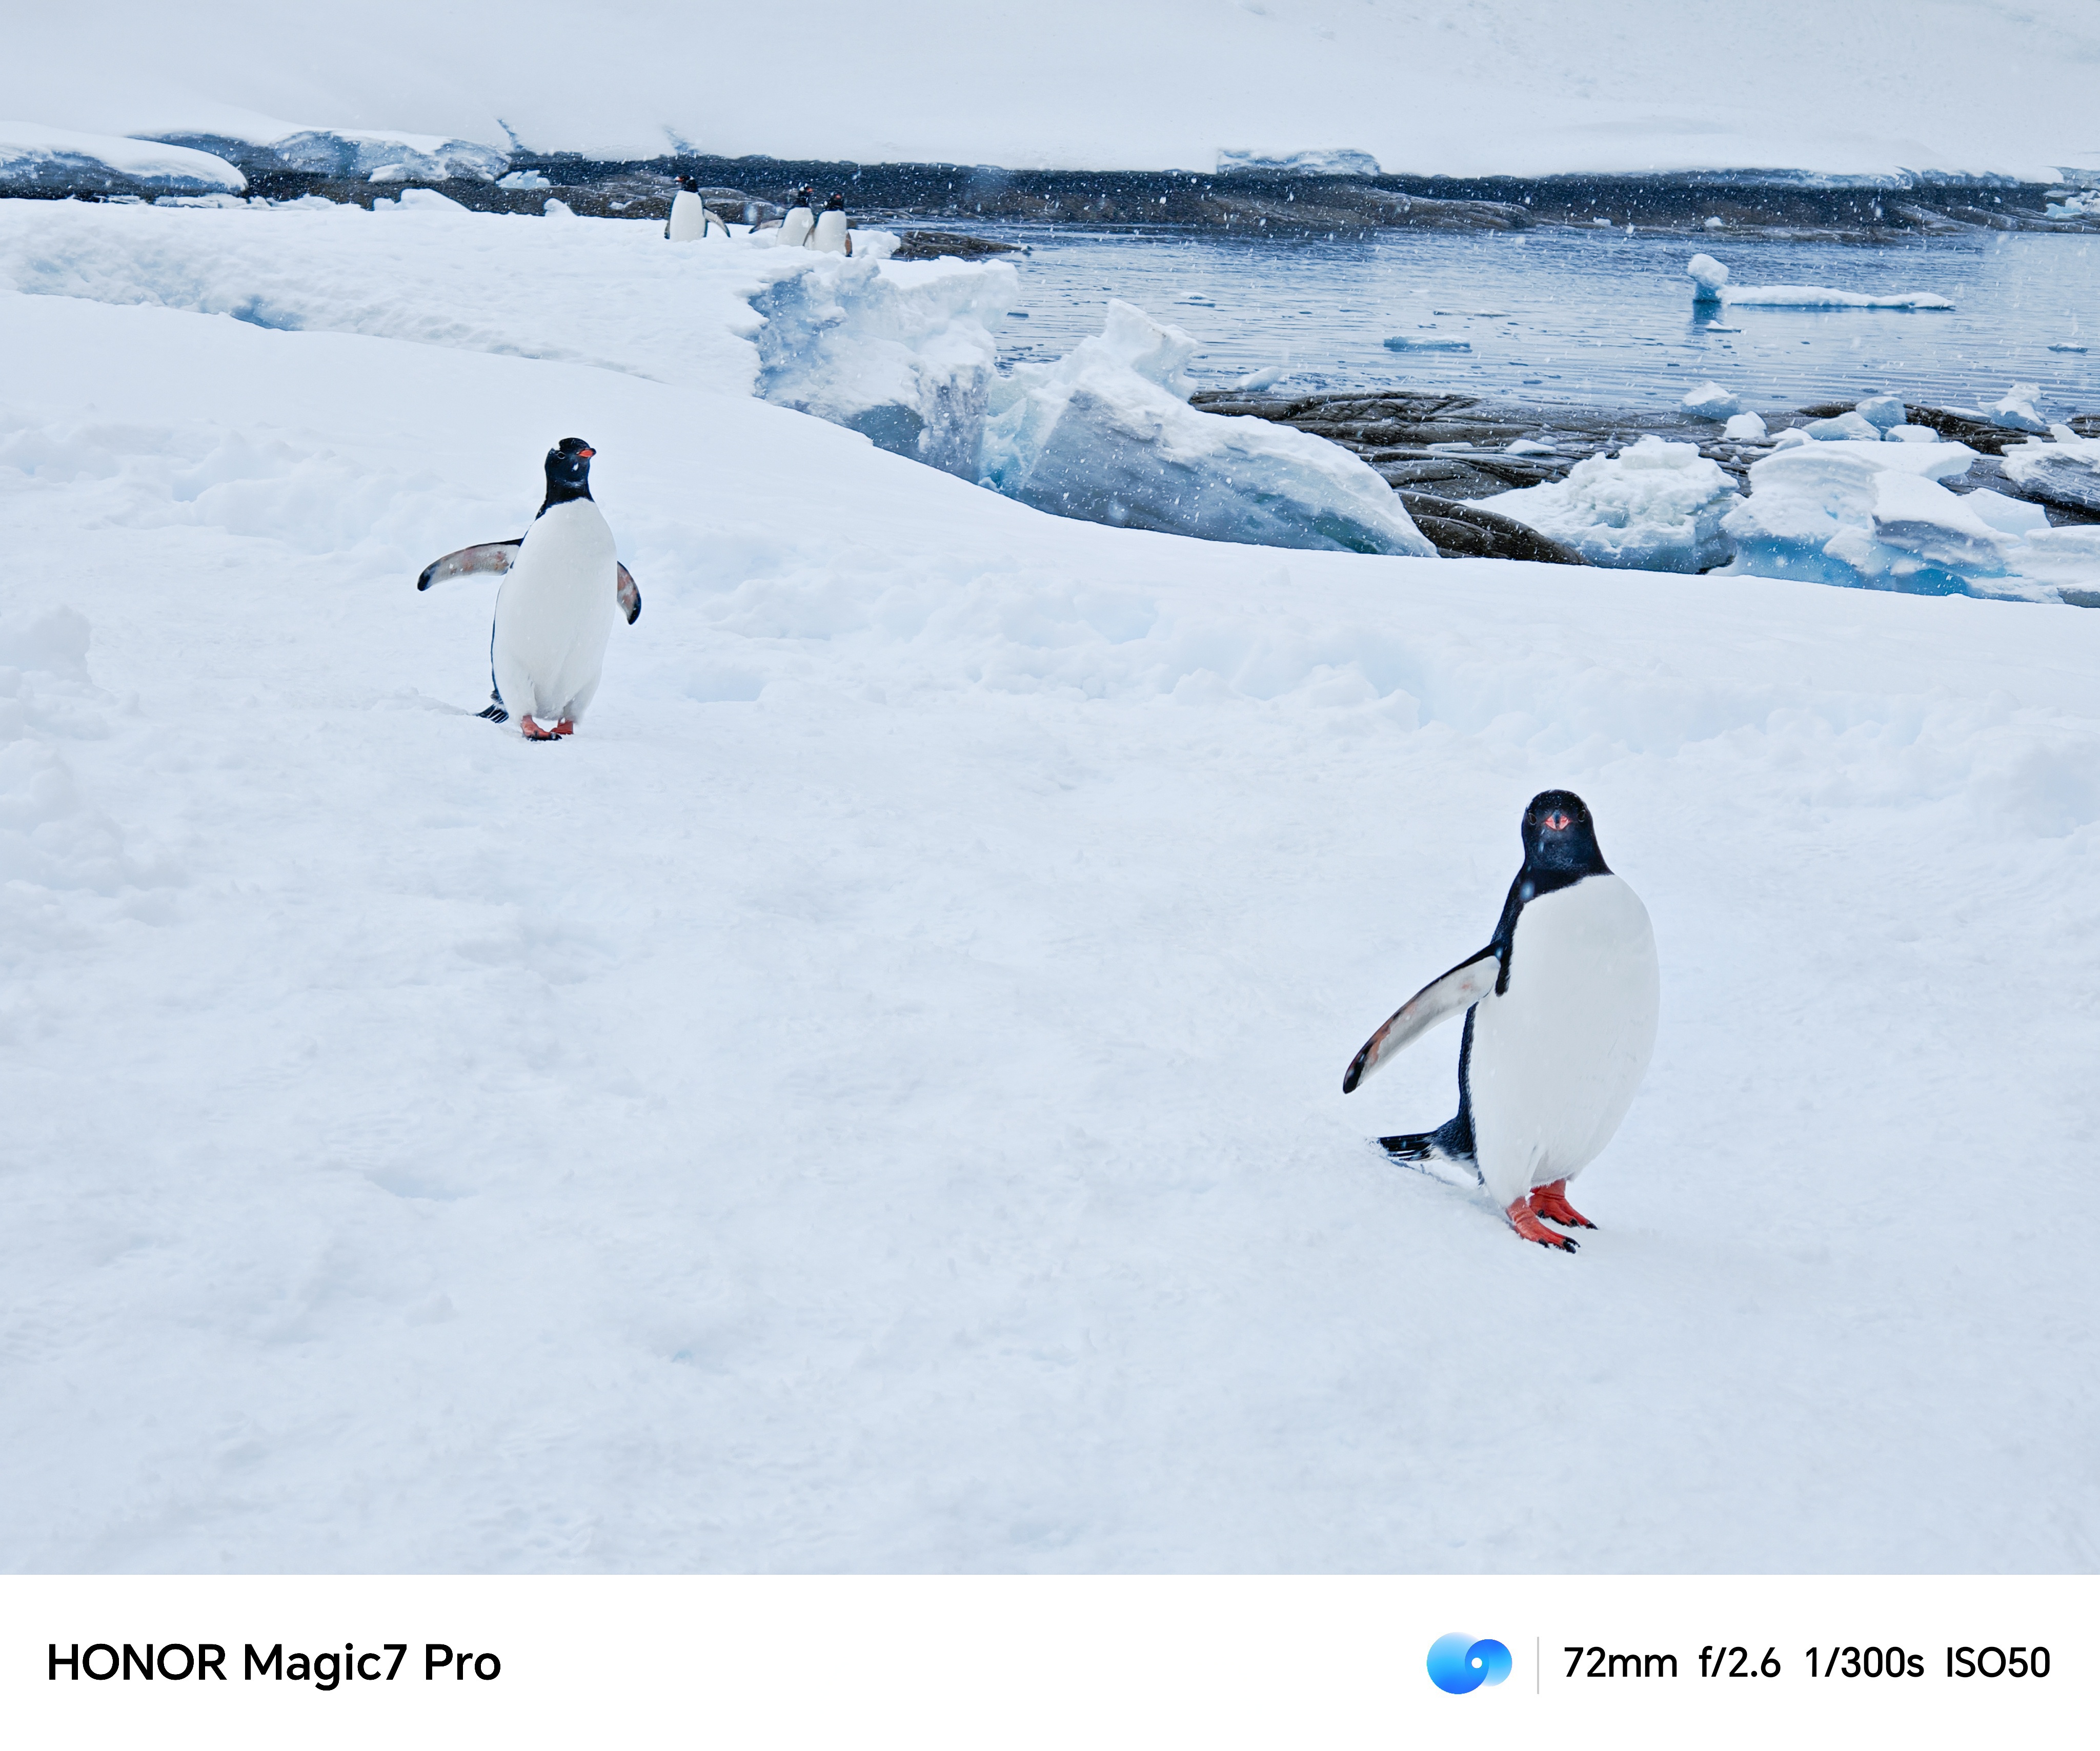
[519,715,559,741]
[1530,1179,1596,1230]
[552,719,576,737]
[1506,1199,1579,1251]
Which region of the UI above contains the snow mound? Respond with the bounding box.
[1719,438,2089,600]
[1682,381,1744,419]
[1479,435,1740,572]
[0,121,243,193]
[151,126,508,183]
[980,301,1433,556]
[1723,412,1768,441]
[1217,148,1380,177]
[753,253,1014,478]
[1687,254,1953,310]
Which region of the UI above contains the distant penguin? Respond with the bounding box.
[777,186,815,248]
[1342,791,1659,1251]
[810,192,853,255]
[667,173,720,241]
[416,439,642,740]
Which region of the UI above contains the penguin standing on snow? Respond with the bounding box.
[776,185,815,248]
[1342,791,1659,1251]
[810,192,853,255]
[666,174,723,241]
[416,438,641,741]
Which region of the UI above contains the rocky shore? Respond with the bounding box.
[1190,388,2100,562]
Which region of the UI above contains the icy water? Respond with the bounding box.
[982,225,2099,414]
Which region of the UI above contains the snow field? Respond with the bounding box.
[4,218,2100,1571]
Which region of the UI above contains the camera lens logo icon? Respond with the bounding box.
[1427,1633,1513,1695]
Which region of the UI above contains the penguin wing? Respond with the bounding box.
[616,563,641,625]
[416,539,522,592]
[1342,948,1501,1094]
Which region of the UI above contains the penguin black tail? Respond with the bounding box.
[1378,1113,1480,1182]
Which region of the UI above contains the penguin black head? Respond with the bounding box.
[538,437,596,516]
[1520,789,1609,878]
[824,193,845,210]
[677,174,698,193]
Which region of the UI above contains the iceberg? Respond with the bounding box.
[1217,148,1380,177]
[0,121,244,193]
[753,252,1013,479]
[1480,435,1740,572]
[980,301,1434,556]
[1686,253,1952,310]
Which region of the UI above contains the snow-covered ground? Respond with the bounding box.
[4,198,2099,1573]
[6,1,2100,181]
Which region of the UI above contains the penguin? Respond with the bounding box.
[415,438,641,740]
[776,186,815,248]
[810,192,853,255]
[1341,791,1659,1251]
[666,173,721,241]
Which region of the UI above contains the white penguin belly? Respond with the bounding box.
[810,210,851,253]
[1468,874,1660,1209]
[668,191,709,241]
[492,501,616,723]
[776,209,814,248]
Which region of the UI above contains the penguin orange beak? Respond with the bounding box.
[1543,810,1571,831]
[577,447,595,459]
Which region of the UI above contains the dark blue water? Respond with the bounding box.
[980,225,2099,415]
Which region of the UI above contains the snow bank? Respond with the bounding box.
[7,282,2100,1575]
[981,301,1434,556]
[1480,436,1739,572]
[0,121,243,192]
[1687,254,1953,311]
[1719,438,2094,600]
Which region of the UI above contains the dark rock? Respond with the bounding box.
[892,231,1024,260]
[1397,494,1587,564]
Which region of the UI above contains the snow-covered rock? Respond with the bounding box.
[1480,435,1740,571]
[0,121,243,193]
[981,301,1433,556]
[1989,382,2049,433]
[1682,380,1743,418]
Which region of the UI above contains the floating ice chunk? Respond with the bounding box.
[1687,254,1951,310]
[981,301,1433,556]
[1235,364,1288,391]
[1480,435,1739,572]
[1854,394,1907,430]
[1887,425,1941,442]
[1687,253,1730,300]
[1989,382,2049,433]
[1383,334,1471,351]
[1682,381,1743,419]
[1723,412,1768,442]
[2049,342,2089,353]
[1804,411,1884,442]
[0,122,244,193]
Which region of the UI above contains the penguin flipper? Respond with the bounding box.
[417,539,522,592]
[616,563,641,625]
[1342,948,1499,1093]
